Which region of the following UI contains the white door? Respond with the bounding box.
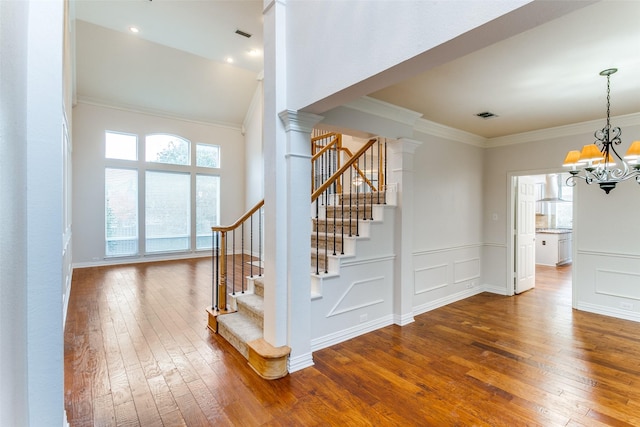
[515,176,536,293]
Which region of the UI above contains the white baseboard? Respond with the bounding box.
[393,312,415,326]
[576,302,640,323]
[311,315,394,352]
[288,352,314,373]
[413,287,484,316]
[483,283,510,295]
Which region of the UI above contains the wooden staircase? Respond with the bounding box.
[207,134,389,379]
[208,190,389,378]
[207,276,290,380]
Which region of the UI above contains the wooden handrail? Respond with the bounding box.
[312,138,377,202]
[311,136,340,162]
[212,199,265,233]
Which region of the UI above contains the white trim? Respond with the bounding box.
[288,352,314,373]
[577,249,640,260]
[414,117,487,147]
[413,243,482,257]
[576,302,640,323]
[344,96,423,127]
[483,284,510,295]
[73,251,212,268]
[413,287,483,316]
[485,112,640,148]
[76,97,243,131]
[311,315,394,352]
[393,312,415,326]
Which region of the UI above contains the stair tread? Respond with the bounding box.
[217,312,263,343]
[236,293,264,315]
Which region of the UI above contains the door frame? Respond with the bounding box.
[506,168,577,307]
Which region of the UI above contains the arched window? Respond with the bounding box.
[105,131,220,257]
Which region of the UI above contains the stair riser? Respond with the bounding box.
[311,236,344,253]
[325,207,373,219]
[253,278,264,297]
[338,193,386,205]
[217,322,250,359]
[237,300,264,329]
[312,222,358,236]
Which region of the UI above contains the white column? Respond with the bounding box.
[262,1,323,372]
[279,110,323,371]
[388,138,423,326]
[262,0,289,348]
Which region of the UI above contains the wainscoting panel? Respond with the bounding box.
[415,264,448,295]
[575,251,640,322]
[311,256,394,351]
[454,257,480,284]
[413,245,482,315]
[595,269,640,300]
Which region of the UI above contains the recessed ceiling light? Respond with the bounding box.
[247,49,259,56]
[225,57,234,64]
[129,26,140,33]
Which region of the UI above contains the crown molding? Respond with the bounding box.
[485,112,640,148]
[75,96,243,131]
[413,117,487,147]
[343,96,423,127]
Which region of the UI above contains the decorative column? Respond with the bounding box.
[279,110,323,371]
[388,138,423,325]
[262,0,323,372]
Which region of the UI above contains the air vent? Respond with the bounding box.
[476,111,498,119]
[235,29,252,38]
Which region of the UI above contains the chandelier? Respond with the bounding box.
[563,68,640,193]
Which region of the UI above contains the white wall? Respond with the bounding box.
[483,120,640,319]
[0,2,29,424]
[244,79,264,207]
[0,1,67,425]
[285,1,591,115]
[72,102,246,265]
[411,132,484,313]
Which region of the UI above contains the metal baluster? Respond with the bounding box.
[232,229,236,295]
[241,222,245,293]
[213,231,218,310]
[250,213,254,278]
[340,169,345,255]
[324,188,328,274]
[369,143,374,220]
[384,139,388,205]
[315,199,320,275]
[362,152,367,220]
[258,206,263,276]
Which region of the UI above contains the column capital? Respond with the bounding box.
[278,110,324,133]
[388,137,423,154]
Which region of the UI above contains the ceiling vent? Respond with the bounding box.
[476,111,498,119]
[235,29,252,38]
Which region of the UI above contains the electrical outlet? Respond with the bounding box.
[359,314,368,323]
[620,302,633,310]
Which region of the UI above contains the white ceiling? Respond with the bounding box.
[74,0,640,138]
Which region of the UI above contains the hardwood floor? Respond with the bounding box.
[64,260,640,426]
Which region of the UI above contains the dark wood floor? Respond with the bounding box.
[65,259,640,426]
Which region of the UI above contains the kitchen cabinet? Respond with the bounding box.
[535,230,572,266]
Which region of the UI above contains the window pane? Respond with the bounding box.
[106,131,137,160]
[146,134,190,165]
[145,171,190,253]
[105,168,138,256]
[196,175,220,249]
[196,143,220,168]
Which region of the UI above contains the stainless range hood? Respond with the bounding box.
[537,174,570,203]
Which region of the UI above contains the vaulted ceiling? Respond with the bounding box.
[74,0,640,139]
